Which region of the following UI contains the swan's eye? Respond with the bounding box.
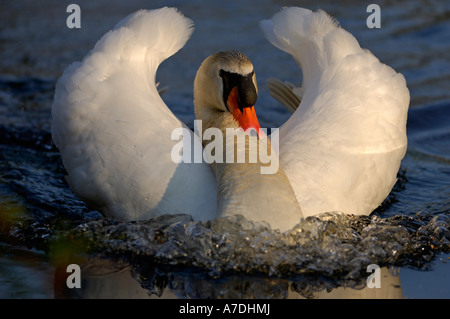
[219,69,225,78]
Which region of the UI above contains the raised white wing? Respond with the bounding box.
[52,8,217,221]
[261,8,409,217]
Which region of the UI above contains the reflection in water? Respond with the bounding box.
[57,256,402,299]
[0,244,54,298]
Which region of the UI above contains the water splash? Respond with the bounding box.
[5,209,447,281]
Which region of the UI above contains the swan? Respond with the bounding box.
[51,7,409,231]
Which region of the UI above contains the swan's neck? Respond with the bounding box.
[201,112,303,231]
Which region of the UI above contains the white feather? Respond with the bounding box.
[52,7,217,221]
[262,7,409,216]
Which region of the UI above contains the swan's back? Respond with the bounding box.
[262,8,409,216]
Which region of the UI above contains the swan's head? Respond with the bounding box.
[194,51,260,134]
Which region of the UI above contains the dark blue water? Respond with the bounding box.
[0,0,449,299]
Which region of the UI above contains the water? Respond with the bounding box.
[1,0,449,299]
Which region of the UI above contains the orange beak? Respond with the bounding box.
[226,87,262,138]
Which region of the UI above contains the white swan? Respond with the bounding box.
[51,7,409,231]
